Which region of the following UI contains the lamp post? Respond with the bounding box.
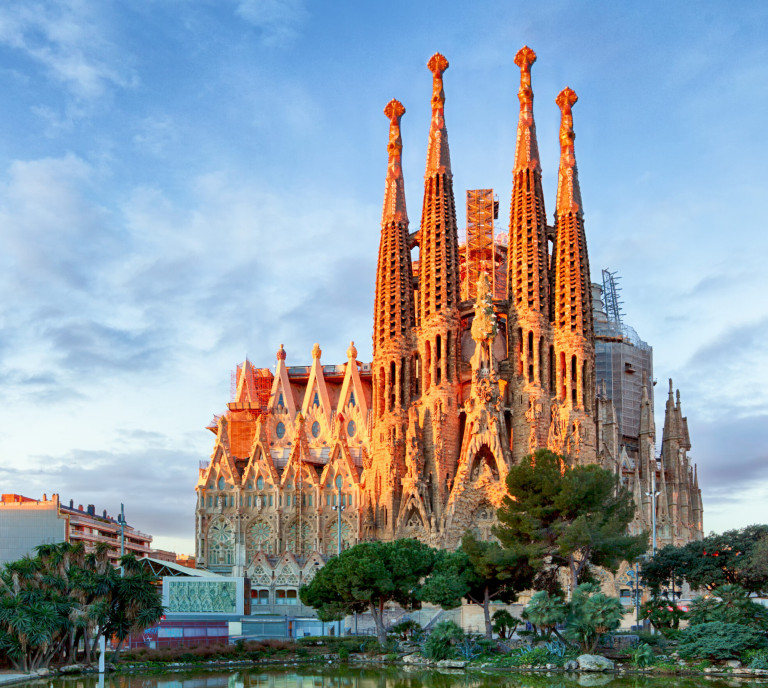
[645,467,661,555]
[627,564,643,629]
[332,475,345,636]
[118,503,126,577]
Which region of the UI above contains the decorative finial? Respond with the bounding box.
[346,340,358,360]
[312,343,322,360]
[512,46,540,173]
[425,53,451,177]
[295,411,304,424]
[514,46,536,107]
[555,87,582,215]
[277,344,287,361]
[382,99,408,224]
[427,53,449,109]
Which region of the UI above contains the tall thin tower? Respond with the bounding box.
[369,99,415,537]
[551,87,595,463]
[507,46,552,460]
[414,53,461,520]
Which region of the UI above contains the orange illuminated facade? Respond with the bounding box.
[195,48,703,579]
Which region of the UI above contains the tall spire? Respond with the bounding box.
[552,87,592,340]
[373,99,415,357]
[382,99,408,225]
[425,53,451,177]
[551,86,594,424]
[513,46,541,173]
[555,87,584,216]
[508,45,550,319]
[417,52,460,324]
[508,46,552,460]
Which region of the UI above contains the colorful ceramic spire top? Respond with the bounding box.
[552,87,592,348]
[418,52,460,323]
[373,100,415,356]
[508,46,549,319]
[382,99,408,225]
[555,87,583,216]
[425,53,451,177]
[513,45,540,172]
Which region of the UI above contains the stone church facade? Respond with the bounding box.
[195,48,703,581]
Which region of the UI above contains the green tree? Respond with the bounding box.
[299,538,438,646]
[0,542,162,671]
[491,609,520,639]
[495,449,647,591]
[420,531,538,638]
[640,596,686,631]
[565,582,624,653]
[522,590,567,641]
[643,525,768,594]
[677,621,767,660]
[687,584,768,630]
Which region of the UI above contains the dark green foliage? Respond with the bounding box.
[631,642,655,668]
[522,590,566,640]
[300,538,439,646]
[687,584,768,629]
[640,596,687,630]
[491,609,520,639]
[744,648,768,669]
[643,525,768,594]
[495,449,648,591]
[0,542,162,671]
[677,621,767,659]
[390,619,422,640]
[564,583,625,653]
[421,531,537,638]
[422,620,464,660]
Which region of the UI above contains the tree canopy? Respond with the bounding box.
[299,538,438,645]
[642,525,768,594]
[420,531,538,638]
[0,542,162,671]
[495,448,647,591]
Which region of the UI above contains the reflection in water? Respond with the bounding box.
[10,668,758,688]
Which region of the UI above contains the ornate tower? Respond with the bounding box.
[550,87,595,464]
[507,46,553,462]
[369,99,416,538]
[412,53,462,527]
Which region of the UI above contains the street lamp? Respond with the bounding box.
[626,563,644,629]
[645,467,661,555]
[331,475,345,637]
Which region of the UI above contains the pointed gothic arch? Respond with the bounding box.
[469,444,500,481]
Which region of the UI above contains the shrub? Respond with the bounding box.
[744,648,768,669]
[677,621,767,660]
[456,636,482,660]
[423,620,464,660]
[338,645,350,661]
[491,609,520,639]
[631,643,655,668]
[565,583,624,654]
[688,585,768,630]
[523,591,567,639]
[641,597,687,631]
[390,619,422,640]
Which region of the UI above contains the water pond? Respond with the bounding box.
[11,667,768,688]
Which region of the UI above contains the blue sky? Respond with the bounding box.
[0,1,766,553]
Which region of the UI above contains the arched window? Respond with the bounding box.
[217,476,225,490]
[208,519,234,566]
[256,476,264,490]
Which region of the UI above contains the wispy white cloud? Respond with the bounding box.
[0,1,136,103]
[234,0,308,47]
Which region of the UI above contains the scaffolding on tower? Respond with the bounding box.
[602,269,624,325]
[463,189,498,300]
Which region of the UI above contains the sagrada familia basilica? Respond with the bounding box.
[194,48,703,581]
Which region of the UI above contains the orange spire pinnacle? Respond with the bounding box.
[382,99,408,225]
[513,46,540,172]
[425,52,451,177]
[555,87,583,216]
